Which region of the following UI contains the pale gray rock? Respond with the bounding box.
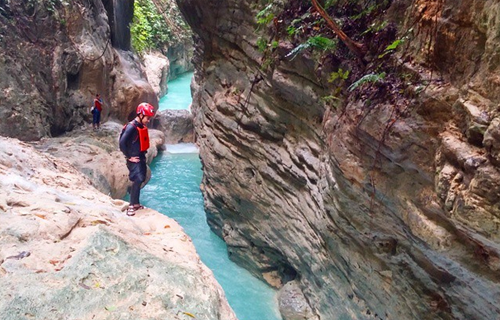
[0,136,237,320]
[155,110,195,144]
[143,51,170,98]
[167,40,195,79]
[278,281,317,320]
[483,117,500,165]
[112,50,159,121]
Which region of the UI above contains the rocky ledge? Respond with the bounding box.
[0,135,236,320]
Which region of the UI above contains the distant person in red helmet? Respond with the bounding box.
[119,102,155,216]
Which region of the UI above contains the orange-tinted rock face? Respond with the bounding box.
[177,0,500,319]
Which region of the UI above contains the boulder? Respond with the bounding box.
[155,109,195,144]
[143,51,170,98]
[278,281,317,320]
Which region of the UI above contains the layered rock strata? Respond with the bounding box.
[177,0,500,319]
[0,136,236,320]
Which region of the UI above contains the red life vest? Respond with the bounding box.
[120,121,150,152]
[94,99,102,112]
[136,125,150,152]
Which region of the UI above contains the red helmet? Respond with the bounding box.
[136,102,155,117]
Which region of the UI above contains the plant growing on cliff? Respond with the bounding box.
[329,68,350,83]
[348,72,386,91]
[131,0,191,54]
[286,35,337,59]
[23,0,68,18]
[256,3,275,28]
[310,0,366,62]
[378,39,404,58]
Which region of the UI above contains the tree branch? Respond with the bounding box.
[311,0,366,64]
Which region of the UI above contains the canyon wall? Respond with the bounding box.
[177,0,500,319]
[0,0,156,140]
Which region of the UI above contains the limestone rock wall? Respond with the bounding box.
[176,0,500,319]
[0,0,156,140]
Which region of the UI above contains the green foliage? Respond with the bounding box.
[321,95,341,103]
[131,0,191,54]
[131,0,169,52]
[378,39,403,58]
[256,38,279,52]
[361,20,388,36]
[326,68,350,103]
[351,0,388,20]
[256,4,274,26]
[286,35,337,60]
[305,35,338,50]
[328,68,350,83]
[286,15,308,37]
[287,19,300,36]
[348,72,386,91]
[261,57,273,71]
[324,0,337,10]
[257,37,268,52]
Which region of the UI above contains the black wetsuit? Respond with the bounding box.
[119,120,147,206]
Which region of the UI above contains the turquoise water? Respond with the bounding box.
[158,72,194,110]
[140,144,282,320]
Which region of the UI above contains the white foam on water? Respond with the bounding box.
[165,143,199,154]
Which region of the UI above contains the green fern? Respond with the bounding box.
[286,43,311,59]
[286,36,337,60]
[287,18,304,36]
[308,36,337,50]
[328,68,350,83]
[348,72,386,91]
[361,21,388,36]
[378,39,403,58]
[257,37,268,52]
[256,4,274,25]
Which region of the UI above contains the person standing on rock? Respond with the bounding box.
[119,102,155,216]
[92,93,103,130]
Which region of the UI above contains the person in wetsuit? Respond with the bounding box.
[119,102,155,216]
